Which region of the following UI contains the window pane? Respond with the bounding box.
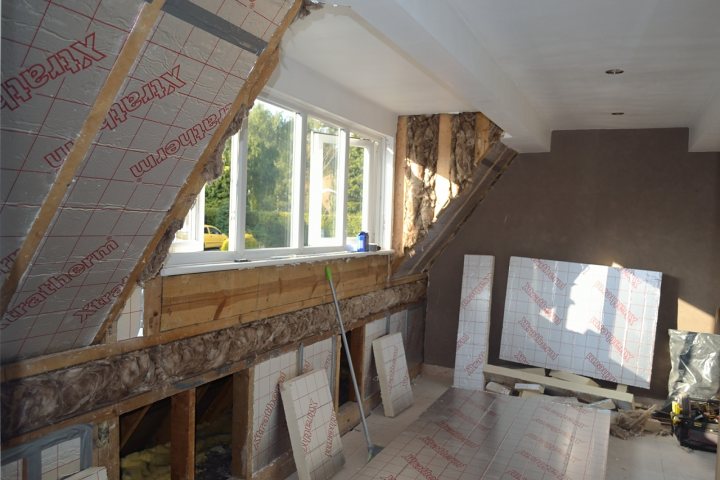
[204,140,232,250]
[245,100,295,249]
[305,118,341,246]
[347,139,366,239]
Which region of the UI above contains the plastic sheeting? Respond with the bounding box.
[668,329,720,400]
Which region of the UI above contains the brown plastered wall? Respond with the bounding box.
[425,128,720,397]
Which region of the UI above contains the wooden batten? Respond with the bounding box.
[93,417,120,480]
[170,389,196,480]
[232,369,253,479]
[434,114,453,218]
[392,116,409,260]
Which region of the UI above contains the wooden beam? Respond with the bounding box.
[170,389,196,480]
[483,364,634,403]
[1,257,417,383]
[391,116,408,260]
[232,369,253,479]
[0,0,167,316]
[143,277,162,337]
[93,0,305,344]
[434,114,452,219]
[1,282,426,443]
[119,404,150,451]
[93,417,120,480]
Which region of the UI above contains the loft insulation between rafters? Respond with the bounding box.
[0,0,296,363]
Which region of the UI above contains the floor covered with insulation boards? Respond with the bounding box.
[282,373,717,480]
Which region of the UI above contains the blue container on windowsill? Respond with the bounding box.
[357,231,369,252]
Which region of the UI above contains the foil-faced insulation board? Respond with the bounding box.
[372,332,413,418]
[363,316,387,400]
[280,368,344,480]
[0,0,295,363]
[453,255,494,390]
[500,256,662,388]
[252,349,298,472]
[351,388,610,480]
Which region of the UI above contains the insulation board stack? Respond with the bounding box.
[350,389,610,479]
[372,332,413,417]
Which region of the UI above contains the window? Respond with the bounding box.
[167,96,389,269]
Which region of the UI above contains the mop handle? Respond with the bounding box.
[325,266,374,449]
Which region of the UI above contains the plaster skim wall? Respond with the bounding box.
[425,128,719,397]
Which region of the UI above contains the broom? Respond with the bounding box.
[325,266,383,461]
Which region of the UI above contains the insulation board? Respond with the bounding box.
[363,317,387,399]
[41,437,82,480]
[302,337,335,387]
[280,369,344,480]
[372,332,413,417]
[351,388,610,480]
[65,467,108,480]
[0,0,295,363]
[252,349,297,472]
[453,254,494,390]
[500,256,662,388]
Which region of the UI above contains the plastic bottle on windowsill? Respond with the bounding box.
[356,231,369,252]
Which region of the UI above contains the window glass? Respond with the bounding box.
[204,140,232,250]
[305,118,342,246]
[347,133,370,241]
[245,100,295,249]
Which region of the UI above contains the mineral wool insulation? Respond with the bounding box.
[0,0,295,363]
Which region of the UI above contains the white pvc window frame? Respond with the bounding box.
[165,93,391,271]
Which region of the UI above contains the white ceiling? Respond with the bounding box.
[280,0,720,152]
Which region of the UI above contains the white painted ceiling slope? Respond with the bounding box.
[280,0,720,153]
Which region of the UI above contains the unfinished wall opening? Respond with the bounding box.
[337,328,360,407]
[119,398,171,479]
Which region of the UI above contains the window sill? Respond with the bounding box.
[160,249,394,277]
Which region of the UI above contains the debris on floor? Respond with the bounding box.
[610,405,670,439]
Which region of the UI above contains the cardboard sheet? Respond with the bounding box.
[252,349,297,472]
[280,369,344,480]
[372,332,413,417]
[500,256,662,388]
[351,388,610,480]
[0,0,294,363]
[453,255,494,390]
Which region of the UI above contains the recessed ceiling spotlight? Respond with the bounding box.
[605,68,624,75]
[611,112,625,115]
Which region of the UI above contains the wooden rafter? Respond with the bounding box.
[170,389,196,480]
[0,0,167,316]
[92,0,304,345]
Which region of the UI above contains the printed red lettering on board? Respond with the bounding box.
[102,65,186,130]
[128,104,231,179]
[1,33,105,111]
[1,239,119,329]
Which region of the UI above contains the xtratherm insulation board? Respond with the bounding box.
[363,317,387,400]
[0,0,295,363]
[372,332,413,417]
[252,350,297,472]
[0,0,146,280]
[500,256,662,388]
[65,467,108,480]
[302,337,335,387]
[350,388,610,480]
[453,255,494,390]
[280,369,344,480]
